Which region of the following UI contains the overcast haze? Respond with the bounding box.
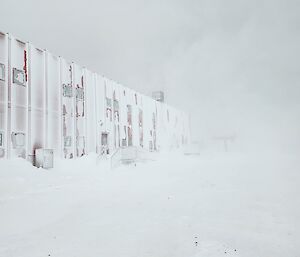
[1,0,300,152]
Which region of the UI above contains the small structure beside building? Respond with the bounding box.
[152,91,164,102]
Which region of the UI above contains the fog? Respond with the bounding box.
[1,0,299,153]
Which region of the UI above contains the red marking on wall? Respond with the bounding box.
[23,50,27,81]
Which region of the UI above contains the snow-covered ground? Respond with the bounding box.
[0,151,299,257]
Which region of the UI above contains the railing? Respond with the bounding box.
[110,146,153,169]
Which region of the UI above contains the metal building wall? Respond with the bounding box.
[94,74,105,154]
[0,32,8,158]
[118,86,129,148]
[0,31,191,162]
[73,63,86,157]
[9,35,28,159]
[143,97,157,151]
[60,58,74,159]
[143,97,151,151]
[125,88,134,147]
[27,44,46,162]
[104,78,114,154]
[45,51,61,156]
[131,90,140,148]
[155,102,167,151]
[118,84,127,147]
[85,69,97,154]
[168,105,179,148]
[112,81,121,149]
[156,101,167,151]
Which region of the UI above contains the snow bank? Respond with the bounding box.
[0,152,299,257]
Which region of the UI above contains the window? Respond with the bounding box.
[11,132,25,148]
[101,132,108,146]
[106,98,112,121]
[76,88,84,100]
[63,84,73,97]
[113,100,119,111]
[13,68,26,86]
[106,98,112,108]
[64,136,72,147]
[0,63,5,81]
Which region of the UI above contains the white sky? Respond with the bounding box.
[1,0,300,151]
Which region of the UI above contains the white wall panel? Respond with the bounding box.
[143,97,150,150]
[118,84,127,147]
[112,82,121,149]
[85,69,97,153]
[0,32,8,158]
[138,95,144,148]
[131,90,139,148]
[60,58,74,159]
[73,63,86,157]
[125,88,135,147]
[157,102,169,151]
[103,78,113,154]
[9,36,28,158]
[143,97,157,151]
[28,45,45,159]
[46,51,61,156]
[94,75,106,154]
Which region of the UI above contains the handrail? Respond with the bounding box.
[110,147,124,169]
[110,146,153,169]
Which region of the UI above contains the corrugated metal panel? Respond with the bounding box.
[0,32,8,158]
[97,74,108,154]
[9,35,28,158]
[45,51,61,156]
[60,58,74,159]
[28,44,46,160]
[85,69,97,154]
[103,78,113,154]
[118,84,127,147]
[73,63,86,157]
[112,81,121,149]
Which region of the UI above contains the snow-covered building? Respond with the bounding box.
[0,31,191,162]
